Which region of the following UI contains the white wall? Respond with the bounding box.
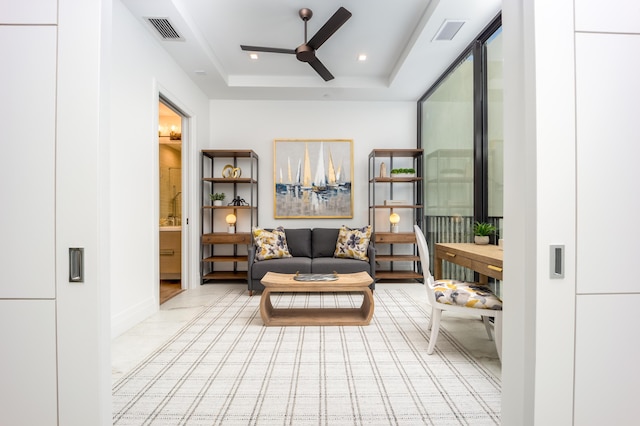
[110,0,210,337]
[501,2,537,423]
[208,100,416,231]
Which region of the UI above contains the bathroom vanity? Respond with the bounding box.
[160,227,181,280]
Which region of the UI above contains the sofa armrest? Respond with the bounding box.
[368,243,376,287]
[247,245,256,285]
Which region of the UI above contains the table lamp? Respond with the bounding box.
[389,213,400,233]
[226,213,237,233]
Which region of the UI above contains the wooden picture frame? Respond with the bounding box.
[274,139,354,218]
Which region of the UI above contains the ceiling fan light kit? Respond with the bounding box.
[240,6,352,81]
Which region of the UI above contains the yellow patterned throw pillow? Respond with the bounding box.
[432,279,503,310]
[334,225,372,261]
[253,226,292,261]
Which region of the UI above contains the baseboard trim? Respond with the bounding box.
[111,296,157,338]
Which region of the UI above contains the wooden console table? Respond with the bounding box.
[434,243,503,284]
[259,271,374,326]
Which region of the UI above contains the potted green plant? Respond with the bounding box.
[472,221,496,245]
[209,192,225,206]
[390,168,416,178]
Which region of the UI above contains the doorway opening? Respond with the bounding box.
[158,98,186,304]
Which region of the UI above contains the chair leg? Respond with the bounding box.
[427,307,435,331]
[427,309,442,354]
[482,316,494,341]
[494,312,503,362]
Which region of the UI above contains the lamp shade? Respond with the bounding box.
[389,213,400,224]
[225,213,237,225]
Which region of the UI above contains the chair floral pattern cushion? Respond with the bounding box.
[253,226,292,261]
[334,225,372,261]
[432,279,503,310]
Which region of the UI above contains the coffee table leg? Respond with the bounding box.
[360,289,374,324]
[259,289,274,325]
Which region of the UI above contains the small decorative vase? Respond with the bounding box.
[380,162,387,178]
[474,235,490,245]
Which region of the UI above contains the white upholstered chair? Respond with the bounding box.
[414,225,503,361]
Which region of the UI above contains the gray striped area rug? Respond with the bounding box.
[113,288,501,425]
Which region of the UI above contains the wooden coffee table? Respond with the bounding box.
[259,271,374,326]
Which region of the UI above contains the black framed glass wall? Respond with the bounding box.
[418,15,502,281]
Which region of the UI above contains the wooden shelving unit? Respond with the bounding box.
[368,149,423,281]
[200,150,258,283]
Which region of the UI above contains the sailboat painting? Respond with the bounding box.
[274,139,353,218]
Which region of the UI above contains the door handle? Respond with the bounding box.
[69,247,84,282]
[550,245,564,279]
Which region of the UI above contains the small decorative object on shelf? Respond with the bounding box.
[389,213,400,233]
[379,162,387,177]
[230,196,248,206]
[225,213,237,233]
[473,221,496,245]
[222,164,241,178]
[210,192,225,206]
[390,168,416,178]
[384,200,406,206]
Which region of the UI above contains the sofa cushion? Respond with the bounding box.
[334,225,372,261]
[311,228,340,258]
[284,228,312,257]
[253,226,291,261]
[250,257,312,279]
[311,257,371,275]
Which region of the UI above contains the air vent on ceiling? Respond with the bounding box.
[145,17,184,41]
[433,20,465,41]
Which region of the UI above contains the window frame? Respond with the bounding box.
[418,14,502,224]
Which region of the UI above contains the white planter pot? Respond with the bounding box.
[390,173,415,178]
[474,235,490,245]
[213,200,223,206]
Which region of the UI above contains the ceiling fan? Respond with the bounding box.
[240,7,352,81]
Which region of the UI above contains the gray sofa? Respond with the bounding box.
[247,228,376,294]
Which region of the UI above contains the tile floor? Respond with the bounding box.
[111,282,501,383]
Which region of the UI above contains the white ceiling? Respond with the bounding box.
[121,0,501,101]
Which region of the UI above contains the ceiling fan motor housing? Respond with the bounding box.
[295,44,315,62]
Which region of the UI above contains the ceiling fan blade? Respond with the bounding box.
[240,45,295,54]
[308,57,334,81]
[307,7,352,50]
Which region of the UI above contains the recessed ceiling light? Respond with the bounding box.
[194,70,206,75]
[357,54,367,61]
[249,53,259,60]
